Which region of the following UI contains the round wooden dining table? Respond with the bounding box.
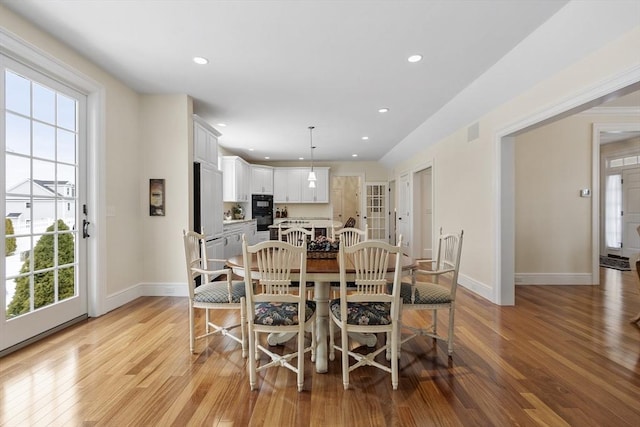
[226,252,415,373]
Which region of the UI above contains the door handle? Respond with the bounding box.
[82,219,91,238]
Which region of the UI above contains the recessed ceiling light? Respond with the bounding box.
[264,156,270,160]
[193,56,209,65]
[408,54,422,63]
[352,154,358,157]
[299,157,304,160]
[217,123,226,127]
[362,136,369,140]
[378,108,389,113]
[248,148,255,151]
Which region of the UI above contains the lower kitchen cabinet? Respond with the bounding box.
[223,220,257,259]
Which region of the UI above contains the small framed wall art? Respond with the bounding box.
[149,178,165,216]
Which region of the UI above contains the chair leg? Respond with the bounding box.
[329,318,335,361]
[254,332,260,361]
[432,309,438,335]
[310,320,316,362]
[341,325,350,390]
[240,298,247,358]
[189,305,196,353]
[447,302,455,356]
[391,326,399,390]
[248,328,257,390]
[297,324,305,392]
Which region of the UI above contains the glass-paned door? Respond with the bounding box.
[365,182,387,241]
[1,55,87,351]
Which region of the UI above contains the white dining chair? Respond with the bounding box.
[242,236,316,391]
[400,228,464,356]
[183,230,247,356]
[329,237,404,390]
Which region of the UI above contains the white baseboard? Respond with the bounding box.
[458,273,494,301]
[104,282,187,314]
[514,273,594,285]
[138,282,189,297]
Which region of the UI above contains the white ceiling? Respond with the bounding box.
[2,1,638,163]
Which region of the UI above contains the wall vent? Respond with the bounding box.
[467,122,479,142]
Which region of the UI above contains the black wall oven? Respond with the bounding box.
[252,194,273,231]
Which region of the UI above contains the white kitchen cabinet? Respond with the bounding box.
[223,223,243,259]
[274,168,303,203]
[274,167,329,203]
[200,164,224,239]
[193,115,220,167]
[205,237,225,274]
[243,220,257,244]
[301,167,329,203]
[251,165,274,195]
[255,231,270,243]
[223,220,257,259]
[222,156,251,202]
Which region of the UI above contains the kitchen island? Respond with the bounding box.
[268,218,342,240]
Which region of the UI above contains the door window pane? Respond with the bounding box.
[56,94,76,131]
[5,70,30,116]
[32,83,55,124]
[605,174,622,249]
[5,154,30,193]
[5,112,31,156]
[33,121,55,160]
[57,128,76,164]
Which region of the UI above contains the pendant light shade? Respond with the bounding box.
[307,126,316,186]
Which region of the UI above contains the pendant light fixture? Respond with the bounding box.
[307,126,316,188]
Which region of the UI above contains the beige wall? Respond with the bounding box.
[514,114,639,275]
[390,27,640,300]
[139,95,192,283]
[1,6,146,303]
[1,7,193,308]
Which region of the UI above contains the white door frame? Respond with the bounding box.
[497,67,640,306]
[593,122,640,266]
[411,161,434,259]
[330,172,365,228]
[1,29,106,319]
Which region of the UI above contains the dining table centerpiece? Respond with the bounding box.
[307,235,339,258]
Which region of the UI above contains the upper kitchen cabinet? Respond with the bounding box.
[251,165,274,195]
[193,115,220,167]
[221,156,251,202]
[274,167,329,203]
[273,168,303,203]
[301,167,329,203]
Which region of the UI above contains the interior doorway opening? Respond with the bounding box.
[499,81,640,306]
[331,175,362,229]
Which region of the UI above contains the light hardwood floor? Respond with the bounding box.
[1,268,639,426]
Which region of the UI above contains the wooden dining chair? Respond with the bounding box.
[183,230,246,356]
[278,226,314,298]
[332,223,368,245]
[400,228,464,357]
[330,224,368,298]
[279,226,314,246]
[242,236,316,391]
[329,237,404,390]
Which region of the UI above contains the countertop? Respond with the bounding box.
[268,218,342,229]
[223,218,256,225]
